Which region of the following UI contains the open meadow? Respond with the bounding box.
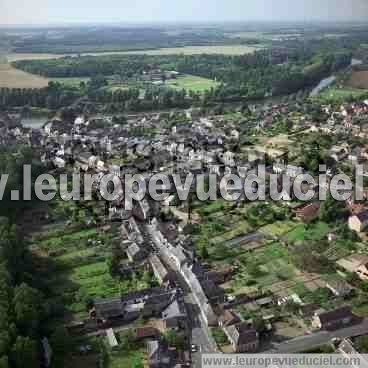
[167,74,220,92]
[315,86,368,103]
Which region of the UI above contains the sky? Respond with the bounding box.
[1,0,368,25]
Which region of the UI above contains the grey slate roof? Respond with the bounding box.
[162,298,187,320]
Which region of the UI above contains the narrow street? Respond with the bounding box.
[142,222,218,367]
[264,318,368,353]
[184,292,218,368]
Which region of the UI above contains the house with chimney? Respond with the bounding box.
[223,321,259,353]
[312,306,354,330]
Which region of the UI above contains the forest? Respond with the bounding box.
[0,146,62,368]
[7,48,352,111]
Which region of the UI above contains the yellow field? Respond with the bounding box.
[0,63,49,88]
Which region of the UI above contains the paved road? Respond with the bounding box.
[265,318,368,353]
[144,222,218,368]
[185,292,218,368]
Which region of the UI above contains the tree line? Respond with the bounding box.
[0,146,69,368]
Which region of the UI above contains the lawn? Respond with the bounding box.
[53,258,151,319]
[167,74,220,92]
[211,327,229,346]
[286,222,331,242]
[109,349,144,368]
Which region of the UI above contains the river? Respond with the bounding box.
[309,76,337,97]
[21,116,47,129]
[351,58,363,66]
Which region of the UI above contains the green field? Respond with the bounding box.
[50,77,90,87]
[167,74,220,92]
[121,45,259,55]
[6,45,259,63]
[316,86,368,103]
[34,223,150,321]
[106,84,130,92]
[286,222,331,242]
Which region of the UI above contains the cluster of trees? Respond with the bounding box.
[246,203,287,227]
[11,47,352,111]
[0,84,80,110]
[0,221,49,368]
[0,78,193,112]
[15,55,160,79]
[11,26,228,54]
[0,146,70,368]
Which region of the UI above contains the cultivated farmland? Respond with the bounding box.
[347,70,368,89]
[121,45,259,55]
[0,63,48,88]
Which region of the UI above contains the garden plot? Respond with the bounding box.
[260,220,298,238]
[285,222,331,242]
[273,320,306,340]
[230,243,296,292]
[33,225,149,322]
[211,220,252,244]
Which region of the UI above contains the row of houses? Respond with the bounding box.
[90,287,186,330]
[146,218,218,326]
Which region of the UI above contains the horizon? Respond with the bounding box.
[1,0,368,27]
[1,19,368,28]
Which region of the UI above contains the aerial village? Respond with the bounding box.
[2,96,368,367]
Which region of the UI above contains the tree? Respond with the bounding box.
[98,338,110,368]
[11,336,39,368]
[13,283,43,336]
[50,327,72,357]
[0,356,8,368]
[112,115,127,125]
[253,317,267,333]
[319,196,348,223]
[199,244,209,260]
[131,352,143,368]
[164,329,185,351]
[356,336,368,353]
[0,333,10,359]
[88,75,108,91]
